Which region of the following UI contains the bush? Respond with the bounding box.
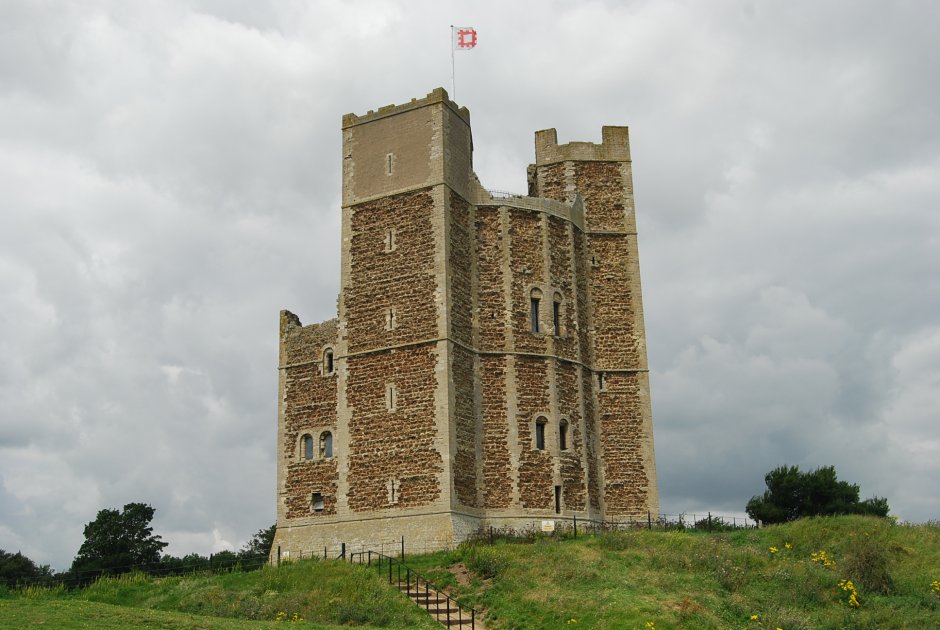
[746,465,890,524]
[459,545,510,579]
[843,534,894,595]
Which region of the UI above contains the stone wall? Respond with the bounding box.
[345,346,443,512]
[278,313,338,521]
[514,356,553,510]
[480,355,512,508]
[345,189,437,354]
[474,207,506,351]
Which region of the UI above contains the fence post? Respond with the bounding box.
[341,543,346,560]
[401,536,405,562]
[573,514,577,539]
[490,526,494,545]
[648,511,652,530]
[708,512,712,532]
[276,546,281,567]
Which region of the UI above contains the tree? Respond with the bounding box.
[69,502,168,580]
[746,465,890,524]
[240,524,276,558]
[0,549,53,588]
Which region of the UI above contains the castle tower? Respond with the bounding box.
[272,89,657,560]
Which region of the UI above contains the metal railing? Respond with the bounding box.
[486,189,526,199]
[349,550,475,629]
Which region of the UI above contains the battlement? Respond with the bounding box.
[534,126,631,165]
[342,87,471,129]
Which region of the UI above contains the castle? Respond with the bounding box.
[271,88,658,559]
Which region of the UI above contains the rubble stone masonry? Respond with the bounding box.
[272,89,658,560]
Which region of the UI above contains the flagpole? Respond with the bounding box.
[450,25,456,99]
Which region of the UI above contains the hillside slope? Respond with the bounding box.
[2,516,937,629]
[409,515,940,629]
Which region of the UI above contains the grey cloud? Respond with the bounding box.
[1,0,938,569]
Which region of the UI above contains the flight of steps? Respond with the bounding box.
[398,581,479,628]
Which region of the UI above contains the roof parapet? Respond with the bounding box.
[534,126,631,165]
[342,87,471,129]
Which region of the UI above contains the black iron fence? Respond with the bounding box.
[350,550,475,629]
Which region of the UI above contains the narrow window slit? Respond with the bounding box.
[535,417,547,450]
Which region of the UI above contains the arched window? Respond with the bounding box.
[311,492,324,512]
[535,416,547,450]
[302,434,314,460]
[320,431,333,458]
[323,348,334,375]
[530,289,542,333]
[559,420,569,451]
[552,292,563,335]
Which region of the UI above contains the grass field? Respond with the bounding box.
[406,515,940,629]
[2,516,938,629]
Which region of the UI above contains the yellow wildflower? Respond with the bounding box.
[750,613,760,620]
[769,546,778,554]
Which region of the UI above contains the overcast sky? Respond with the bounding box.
[2,0,938,570]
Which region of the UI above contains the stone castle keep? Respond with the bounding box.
[271,88,658,558]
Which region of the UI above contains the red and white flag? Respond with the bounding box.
[453,26,477,51]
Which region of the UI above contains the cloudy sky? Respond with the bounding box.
[2,0,937,570]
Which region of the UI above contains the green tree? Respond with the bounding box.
[240,524,276,558]
[746,465,890,524]
[69,502,168,580]
[0,549,53,588]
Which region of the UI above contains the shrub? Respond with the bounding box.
[460,545,510,579]
[842,534,894,595]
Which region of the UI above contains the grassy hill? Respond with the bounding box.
[2,516,938,629]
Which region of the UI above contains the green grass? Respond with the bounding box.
[0,558,438,629]
[3,516,938,629]
[406,515,940,629]
[0,598,291,629]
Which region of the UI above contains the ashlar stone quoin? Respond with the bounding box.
[271,88,659,560]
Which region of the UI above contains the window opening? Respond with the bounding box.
[324,348,334,374]
[384,228,396,252]
[312,492,324,512]
[554,485,562,514]
[559,421,568,451]
[386,383,397,412]
[530,289,542,333]
[386,153,393,176]
[552,293,562,335]
[385,307,397,331]
[387,479,398,504]
[535,417,547,450]
[302,434,314,460]
[320,431,333,458]
[598,372,606,391]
